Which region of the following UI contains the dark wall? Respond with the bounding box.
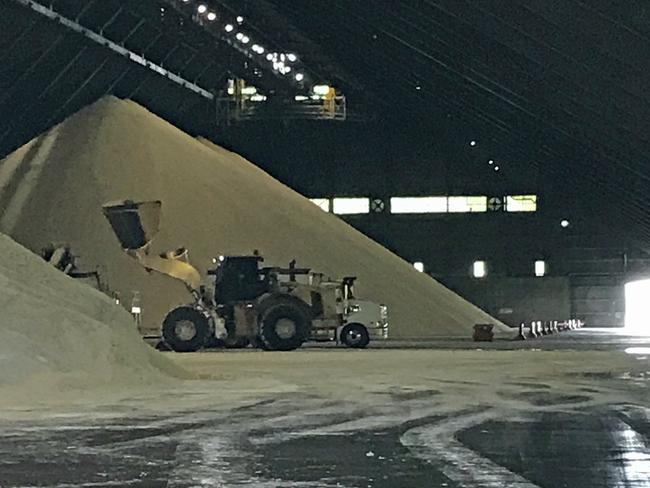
[215,115,540,198]
[440,276,572,328]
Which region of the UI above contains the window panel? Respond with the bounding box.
[506,195,537,212]
[332,197,370,215]
[448,196,488,213]
[390,196,447,214]
[309,198,330,212]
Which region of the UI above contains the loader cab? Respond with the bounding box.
[211,255,269,304]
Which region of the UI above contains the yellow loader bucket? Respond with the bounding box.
[102,200,161,251]
[101,199,201,292]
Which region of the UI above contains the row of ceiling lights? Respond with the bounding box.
[469,140,501,172]
[179,0,305,82]
[468,140,571,228]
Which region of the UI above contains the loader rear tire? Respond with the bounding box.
[162,306,209,352]
[340,323,370,349]
[258,297,311,351]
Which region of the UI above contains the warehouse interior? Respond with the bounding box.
[0,0,649,486]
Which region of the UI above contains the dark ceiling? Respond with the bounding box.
[1,0,649,243]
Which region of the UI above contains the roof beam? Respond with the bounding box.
[12,0,214,100]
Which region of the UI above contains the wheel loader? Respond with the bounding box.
[102,199,388,352]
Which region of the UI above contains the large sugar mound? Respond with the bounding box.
[0,232,183,405]
[0,96,509,338]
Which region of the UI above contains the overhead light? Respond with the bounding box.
[207,12,217,21]
[250,94,267,102]
[235,32,244,40]
[535,260,546,277]
[280,54,286,61]
[295,73,304,82]
[236,15,244,24]
[494,166,500,171]
[287,53,297,62]
[266,53,273,61]
[241,86,257,95]
[224,23,234,32]
[241,35,250,44]
[294,95,308,101]
[197,4,207,14]
[415,84,421,90]
[470,140,477,147]
[413,262,425,273]
[473,261,486,278]
[313,84,330,96]
[284,66,292,73]
[257,46,265,54]
[561,219,570,228]
[488,159,494,165]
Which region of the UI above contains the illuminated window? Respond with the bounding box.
[506,195,537,212]
[535,260,546,277]
[390,196,447,214]
[448,196,488,213]
[413,262,424,273]
[309,198,330,212]
[473,261,486,278]
[332,197,369,215]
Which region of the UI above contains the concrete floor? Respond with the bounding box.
[1,328,649,487]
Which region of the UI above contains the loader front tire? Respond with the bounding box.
[162,306,209,352]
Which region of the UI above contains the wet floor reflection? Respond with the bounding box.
[0,405,648,487]
[456,406,650,488]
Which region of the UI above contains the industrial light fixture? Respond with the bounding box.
[313,84,331,96]
[236,15,244,24]
[560,219,570,228]
[235,32,244,40]
[266,53,273,61]
[413,262,425,273]
[295,73,304,82]
[488,159,494,165]
[207,12,217,21]
[470,140,477,147]
[197,4,207,14]
[224,23,234,32]
[535,260,546,277]
[241,35,250,44]
[287,53,297,62]
[473,261,486,278]
[494,166,500,171]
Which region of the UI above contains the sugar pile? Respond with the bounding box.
[0,97,510,338]
[0,232,183,406]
